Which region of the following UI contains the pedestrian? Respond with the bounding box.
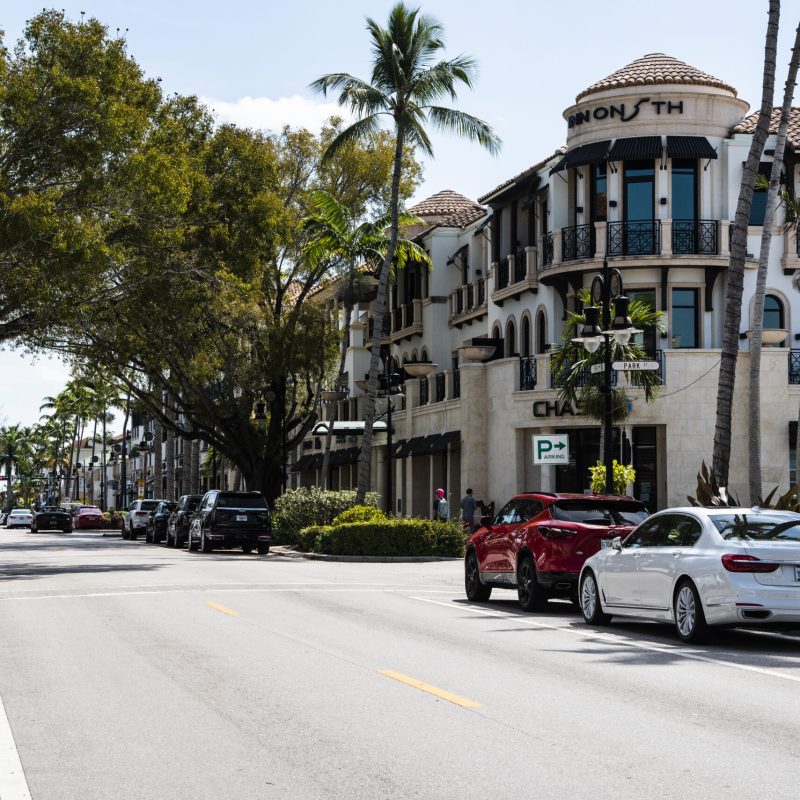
[460,487,478,533]
[432,487,450,521]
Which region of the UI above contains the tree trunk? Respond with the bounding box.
[89,418,98,505]
[101,411,107,511]
[165,392,176,501]
[356,127,406,504]
[153,386,163,500]
[189,439,200,495]
[748,20,800,503]
[712,0,780,487]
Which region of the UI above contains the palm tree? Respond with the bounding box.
[302,190,431,487]
[312,2,501,504]
[0,425,31,511]
[712,0,780,487]
[747,22,800,502]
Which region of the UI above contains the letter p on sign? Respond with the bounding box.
[532,434,569,464]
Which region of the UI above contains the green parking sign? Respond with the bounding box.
[532,434,569,464]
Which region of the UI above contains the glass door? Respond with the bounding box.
[623,160,655,254]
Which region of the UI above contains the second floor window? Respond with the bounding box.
[671,159,697,220]
[590,164,607,222]
[671,288,699,349]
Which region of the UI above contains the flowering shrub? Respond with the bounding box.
[588,460,636,495]
[332,505,387,525]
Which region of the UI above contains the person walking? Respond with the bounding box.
[432,488,450,521]
[460,488,478,533]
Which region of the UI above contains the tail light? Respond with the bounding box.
[721,554,779,573]
[538,526,577,541]
[135,511,148,517]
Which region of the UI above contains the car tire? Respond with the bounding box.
[200,528,212,553]
[242,545,253,554]
[580,571,612,626]
[517,555,548,612]
[129,529,137,541]
[188,529,198,552]
[65,527,72,534]
[674,579,709,644]
[464,551,492,602]
[145,527,152,543]
[257,543,270,556]
[30,525,36,534]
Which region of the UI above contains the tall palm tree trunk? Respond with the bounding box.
[89,419,98,505]
[190,439,201,495]
[712,0,780,486]
[101,411,107,511]
[165,393,176,501]
[748,21,800,502]
[357,130,405,504]
[153,392,163,501]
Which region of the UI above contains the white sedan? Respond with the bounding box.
[579,506,800,642]
[6,509,34,529]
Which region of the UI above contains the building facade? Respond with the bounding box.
[294,52,800,516]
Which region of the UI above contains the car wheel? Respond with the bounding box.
[188,528,198,552]
[65,527,72,534]
[257,543,270,556]
[674,580,709,644]
[580,571,612,626]
[145,527,152,543]
[200,528,213,553]
[464,551,492,602]
[129,528,137,541]
[517,555,548,612]
[121,525,129,540]
[30,525,36,534]
[242,545,253,554]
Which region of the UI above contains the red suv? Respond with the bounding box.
[464,492,648,611]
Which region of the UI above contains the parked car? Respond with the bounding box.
[464,492,649,610]
[579,506,800,642]
[73,506,105,530]
[166,495,202,548]
[122,499,163,540]
[188,491,271,554]
[31,506,72,533]
[0,510,8,526]
[6,508,34,529]
[145,501,177,544]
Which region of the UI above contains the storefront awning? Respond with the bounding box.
[608,136,663,162]
[549,140,611,175]
[395,431,460,458]
[666,136,717,160]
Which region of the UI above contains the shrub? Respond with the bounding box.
[309,518,466,558]
[272,488,380,545]
[296,524,333,552]
[106,509,125,529]
[332,505,388,525]
[588,460,636,495]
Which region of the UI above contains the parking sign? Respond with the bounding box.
[532,434,569,464]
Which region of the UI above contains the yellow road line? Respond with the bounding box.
[378,669,481,709]
[205,601,238,617]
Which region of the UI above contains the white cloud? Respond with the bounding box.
[200,94,351,135]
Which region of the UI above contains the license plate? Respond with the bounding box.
[795,566,800,582]
[236,515,247,522]
[600,539,613,549]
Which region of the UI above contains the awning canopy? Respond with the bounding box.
[312,421,387,436]
[549,140,611,175]
[395,431,460,458]
[608,136,663,162]
[666,136,717,160]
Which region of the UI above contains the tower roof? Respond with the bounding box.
[407,190,485,228]
[576,53,737,102]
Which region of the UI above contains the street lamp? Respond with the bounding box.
[571,258,639,494]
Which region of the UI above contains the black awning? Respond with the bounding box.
[292,454,312,472]
[396,436,426,458]
[330,446,360,466]
[549,140,611,175]
[666,136,717,160]
[609,136,663,162]
[427,430,461,455]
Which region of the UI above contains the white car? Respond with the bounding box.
[122,499,163,540]
[6,509,34,529]
[579,506,800,642]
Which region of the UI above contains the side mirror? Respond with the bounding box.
[480,515,493,528]
[612,536,623,551]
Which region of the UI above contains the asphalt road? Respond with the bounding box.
[0,527,798,800]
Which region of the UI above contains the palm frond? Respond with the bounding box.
[426,106,501,155]
[321,115,384,163]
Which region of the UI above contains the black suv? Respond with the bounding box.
[166,495,202,548]
[145,501,177,544]
[187,491,271,554]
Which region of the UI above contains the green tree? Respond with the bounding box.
[0,424,31,510]
[312,2,501,503]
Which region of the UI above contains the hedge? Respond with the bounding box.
[272,488,380,545]
[297,518,466,558]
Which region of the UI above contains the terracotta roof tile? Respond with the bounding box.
[576,53,736,102]
[407,189,485,228]
[732,107,800,150]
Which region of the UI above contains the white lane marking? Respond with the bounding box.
[410,596,800,685]
[0,692,32,800]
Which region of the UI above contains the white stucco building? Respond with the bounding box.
[294,52,800,516]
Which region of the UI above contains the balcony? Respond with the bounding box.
[542,232,554,267]
[561,224,595,262]
[363,314,390,346]
[449,277,488,328]
[490,247,539,306]
[389,298,423,341]
[519,355,537,390]
[607,220,661,257]
[672,220,718,255]
[790,351,800,384]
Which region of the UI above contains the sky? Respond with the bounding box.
[1,0,797,428]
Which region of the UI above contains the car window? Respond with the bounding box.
[187,497,201,511]
[552,500,648,526]
[201,494,215,511]
[711,512,800,541]
[624,517,664,548]
[494,500,519,525]
[515,499,543,522]
[664,514,703,546]
[216,494,268,509]
[140,501,159,511]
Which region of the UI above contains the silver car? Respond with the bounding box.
[579,506,800,642]
[6,509,34,529]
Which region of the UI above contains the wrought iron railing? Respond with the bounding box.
[477,278,485,305]
[392,308,402,332]
[519,356,537,390]
[466,283,474,309]
[405,301,415,325]
[542,232,554,266]
[672,220,719,255]
[514,250,527,283]
[790,350,800,384]
[607,220,661,256]
[455,290,464,314]
[434,372,446,403]
[550,353,619,389]
[453,368,461,399]
[419,376,429,405]
[561,224,595,262]
[496,257,510,290]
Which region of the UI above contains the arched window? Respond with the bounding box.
[521,315,531,357]
[764,294,784,329]
[506,319,516,356]
[421,347,429,362]
[402,353,408,364]
[492,322,501,340]
[411,349,418,362]
[536,309,547,354]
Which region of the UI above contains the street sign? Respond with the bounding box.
[589,363,604,374]
[612,360,660,371]
[532,434,569,464]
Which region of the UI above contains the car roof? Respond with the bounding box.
[515,492,644,503]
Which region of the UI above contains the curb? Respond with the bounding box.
[272,547,460,563]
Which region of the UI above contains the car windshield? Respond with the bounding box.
[10,510,28,516]
[140,501,160,511]
[186,498,201,511]
[216,494,267,509]
[551,500,648,526]
[712,513,800,541]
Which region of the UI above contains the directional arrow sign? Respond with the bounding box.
[612,360,660,371]
[532,434,569,464]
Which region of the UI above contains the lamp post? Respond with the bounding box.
[571,258,639,494]
[375,351,405,517]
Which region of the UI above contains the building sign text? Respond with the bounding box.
[568,97,684,129]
